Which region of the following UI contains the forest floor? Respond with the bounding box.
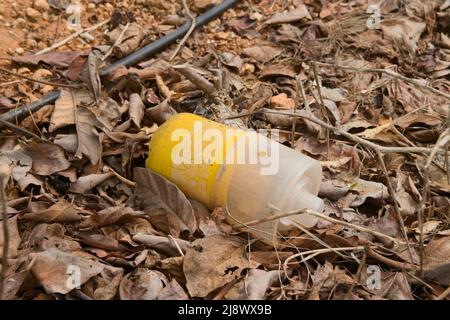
[0,0,449,300]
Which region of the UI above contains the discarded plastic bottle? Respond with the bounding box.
[146,113,323,242]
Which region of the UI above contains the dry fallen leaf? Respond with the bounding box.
[183,235,259,298]
[30,248,106,294]
[69,172,114,193]
[265,4,312,24]
[423,236,450,285]
[80,206,145,229]
[26,142,70,175]
[12,51,87,68]
[119,269,168,300]
[225,269,280,300]
[22,198,82,223]
[134,167,196,238]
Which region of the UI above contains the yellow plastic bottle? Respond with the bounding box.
[146,113,323,242]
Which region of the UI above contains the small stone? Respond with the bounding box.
[26,38,38,48]
[270,93,296,109]
[33,0,49,11]
[242,63,255,74]
[37,41,47,50]
[250,12,264,21]
[13,17,26,27]
[87,3,96,9]
[15,47,25,55]
[26,7,41,22]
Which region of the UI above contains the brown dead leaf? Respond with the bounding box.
[381,18,426,53]
[242,45,282,63]
[22,198,82,223]
[25,142,70,176]
[30,248,105,294]
[183,235,259,298]
[12,51,87,68]
[106,23,145,58]
[265,4,312,24]
[49,89,93,132]
[119,269,168,300]
[156,279,189,300]
[270,93,295,109]
[29,223,81,252]
[88,265,124,300]
[69,172,114,193]
[80,206,144,229]
[74,106,103,164]
[134,167,196,238]
[261,64,297,78]
[225,269,280,300]
[129,93,144,128]
[133,233,191,256]
[220,52,244,70]
[423,236,450,285]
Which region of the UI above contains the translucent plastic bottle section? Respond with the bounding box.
[146,113,324,243]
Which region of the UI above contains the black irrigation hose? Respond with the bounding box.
[1,90,61,123]
[0,0,239,124]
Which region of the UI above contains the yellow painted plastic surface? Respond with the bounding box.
[145,113,245,209]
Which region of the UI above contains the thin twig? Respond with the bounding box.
[172,64,215,95]
[365,247,418,271]
[416,128,450,276]
[102,22,130,62]
[36,19,110,55]
[225,108,440,155]
[375,148,414,262]
[436,284,450,300]
[0,67,80,89]
[314,61,450,100]
[283,246,366,279]
[103,165,136,187]
[0,165,11,300]
[235,207,403,244]
[169,0,196,62]
[0,118,45,141]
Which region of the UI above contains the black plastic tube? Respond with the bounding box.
[100,0,239,76]
[0,0,239,123]
[1,91,61,123]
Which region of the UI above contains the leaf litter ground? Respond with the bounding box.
[0,0,449,300]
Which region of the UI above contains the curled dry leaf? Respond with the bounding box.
[29,223,81,252]
[88,265,124,300]
[80,206,145,229]
[74,106,103,164]
[225,269,280,300]
[146,99,177,125]
[133,233,191,256]
[69,172,114,193]
[134,167,196,238]
[30,248,105,294]
[156,279,189,300]
[264,3,312,24]
[183,235,259,298]
[12,51,88,68]
[119,268,168,300]
[242,45,282,63]
[348,179,389,207]
[129,93,144,128]
[22,198,82,223]
[106,22,145,58]
[423,236,450,286]
[26,142,70,175]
